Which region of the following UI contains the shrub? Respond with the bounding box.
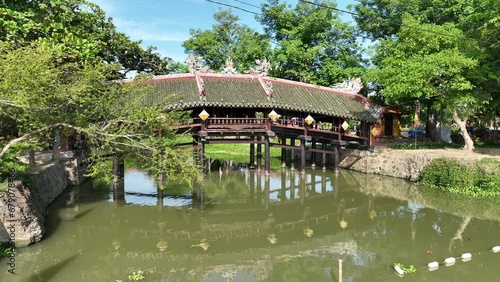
[421,158,500,197]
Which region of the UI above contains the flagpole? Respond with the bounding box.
[414,100,419,150]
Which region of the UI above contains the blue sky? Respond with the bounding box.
[90,0,358,63]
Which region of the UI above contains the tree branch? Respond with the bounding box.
[0,122,79,158]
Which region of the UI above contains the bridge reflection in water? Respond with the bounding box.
[8,165,500,282]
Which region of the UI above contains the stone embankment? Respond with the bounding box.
[0,151,87,247]
[340,147,500,181]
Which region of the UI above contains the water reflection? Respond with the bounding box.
[3,166,500,282]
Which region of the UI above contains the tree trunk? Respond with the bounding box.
[452,110,474,151]
[426,102,440,142]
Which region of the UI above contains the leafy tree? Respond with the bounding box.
[366,15,481,150]
[0,0,173,77]
[183,8,271,72]
[353,0,499,143]
[0,44,199,184]
[258,0,366,86]
[351,0,474,40]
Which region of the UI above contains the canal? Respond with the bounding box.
[2,164,500,281]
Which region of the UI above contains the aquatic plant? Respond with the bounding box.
[0,246,16,257]
[392,263,416,274]
[128,271,145,281]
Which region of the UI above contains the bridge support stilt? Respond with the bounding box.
[281,137,286,168]
[112,155,124,183]
[321,143,327,171]
[200,140,205,172]
[300,139,306,175]
[249,136,255,167]
[311,140,316,168]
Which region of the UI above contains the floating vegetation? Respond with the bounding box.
[392,263,416,274]
[267,233,277,244]
[303,227,313,237]
[0,246,15,257]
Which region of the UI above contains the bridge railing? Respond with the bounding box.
[207,117,268,125]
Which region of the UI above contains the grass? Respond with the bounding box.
[205,143,284,170]
[389,140,500,150]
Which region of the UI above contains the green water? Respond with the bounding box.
[3,165,500,282]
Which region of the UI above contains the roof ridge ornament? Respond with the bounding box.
[332,77,363,94]
[185,54,212,74]
[246,58,271,76]
[366,103,385,120]
[222,56,237,74]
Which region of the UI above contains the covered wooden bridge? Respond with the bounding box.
[143,71,377,175]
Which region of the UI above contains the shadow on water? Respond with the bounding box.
[26,254,79,282]
[43,180,111,241]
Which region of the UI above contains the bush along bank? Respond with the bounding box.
[420,158,500,197]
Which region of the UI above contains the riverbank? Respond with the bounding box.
[0,151,87,247]
[340,147,500,181]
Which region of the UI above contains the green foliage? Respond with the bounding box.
[355,0,499,137]
[389,142,462,150]
[205,143,282,170]
[259,0,366,86]
[128,271,145,281]
[0,246,15,257]
[421,158,500,197]
[183,9,271,72]
[392,263,416,274]
[0,45,200,187]
[0,0,174,77]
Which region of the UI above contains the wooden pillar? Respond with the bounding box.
[290,138,295,170]
[112,155,123,183]
[281,137,287,168]
[200,140,205,172]
[265,136,271,175]
[249,135,255,167]
[321,143,327,170]
[157,186,164,208]
[333,145,340,174]
[118,158,125,179]
[257,136,262,171]
[300,138,306,175]
[311,140,316,167]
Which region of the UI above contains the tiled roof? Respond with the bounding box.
[143,73,376,123]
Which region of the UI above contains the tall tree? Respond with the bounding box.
[354,0,499,144]
[0,44,199,183]
[366,15,482,150]
[258,0,366,86]
[183,9,271,72]
[0,0,173,77]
